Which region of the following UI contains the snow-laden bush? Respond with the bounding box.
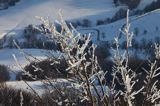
[18,58,71,81]
[15,10,160,106]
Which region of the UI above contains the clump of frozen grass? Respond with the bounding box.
[143,61,160,105]
[111,10,144,106]
[111,10,160,106]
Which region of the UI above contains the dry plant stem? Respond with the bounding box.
[13,51,70,105]
[12,54,43,101]
[13,40,41,62]
[142,60,160,106]
[125,10,130,62]
[14,40,67,91]
[83,65,94,104]
[13,40,68,103]
[112,9,142,106]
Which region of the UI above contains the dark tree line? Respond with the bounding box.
[144,0,160,13]
[113,0,141,9]
[0,0,20,9]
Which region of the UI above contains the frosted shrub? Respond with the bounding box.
[110,10,160,106]
[19,58,70,80]
[35,11,160,105]
[33,13,111,105]
[15,10,160,106]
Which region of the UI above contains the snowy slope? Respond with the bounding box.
[6,79,110,97]
[0,0,120,38]
[94,10,160,42]
[6,79,74,95]
[0,49,59,70]
[0,0,158,39]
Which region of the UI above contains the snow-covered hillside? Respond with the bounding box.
[0,0,121,38]
[95,9,160,42]
[0,0,157,40]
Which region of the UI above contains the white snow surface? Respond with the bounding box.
[6,79,111,97]
[6,79,74,96]
[0,49,59,70]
